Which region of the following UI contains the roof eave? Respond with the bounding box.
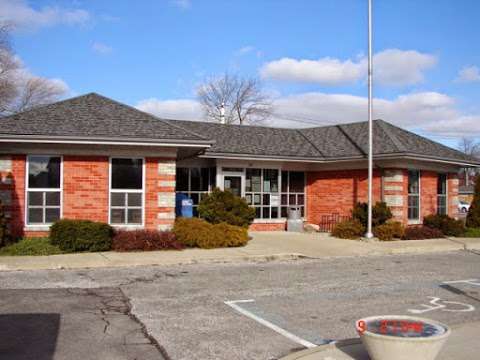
[0,134,213,148]
[198,151,480,166]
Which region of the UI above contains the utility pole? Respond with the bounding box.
[366,0,374,239]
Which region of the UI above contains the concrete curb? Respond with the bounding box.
[0,252,310,272]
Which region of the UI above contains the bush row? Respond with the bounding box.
[47,214,250,253]
[173,217,249,249]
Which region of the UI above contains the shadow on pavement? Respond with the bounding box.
[0,313,60,360]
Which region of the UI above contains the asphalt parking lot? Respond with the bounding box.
[1,251,479,360]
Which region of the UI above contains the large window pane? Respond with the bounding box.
[176,168,189,191]
[111,158,142,189]
[289,172,305,193]
[28,156,61,189]
[264,169,278,192]
[190,168,201,191]
[408,170,420,220]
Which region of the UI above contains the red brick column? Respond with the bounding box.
[448,173,459,219]
[421,171,437,220]
[0,155,26,238]
[63,156,109,223]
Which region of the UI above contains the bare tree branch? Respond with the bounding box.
[197,73,272,125]
[0,23,67,117]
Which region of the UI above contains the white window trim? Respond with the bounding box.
[408,169,421,224]
[108,157,145,228]
[24,155,63,229]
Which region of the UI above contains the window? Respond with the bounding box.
[110,158,144,225]
[245,168,280,219]
[437,174,447,215]
[408,170,420,221]
[26,155,62,225]
[281,171,305,218]
[176,167,216,216]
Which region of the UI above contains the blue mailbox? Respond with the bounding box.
[175,193,193,218]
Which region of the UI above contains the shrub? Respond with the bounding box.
[0,200,11,248]
[463,227,480,238]
[112,230,184,252]
[402,226,444,240]
[373,221,405,241]
[198,188,256,228]
[352,202,392,228]
[0,237,62,256]
[50,219,113,252]
[466,177,480,228]
[331,219,365,239]
[173,217,249,249]
[423,214,465,237]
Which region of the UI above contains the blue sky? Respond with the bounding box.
[2,0,480,146]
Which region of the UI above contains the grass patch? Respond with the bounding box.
[463,228,480,238]
[0,237,63,256]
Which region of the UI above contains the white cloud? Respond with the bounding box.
[260,57,364,85]
[92,42,112,55]
[171,0,191,10]
[271,91,478,136]
[455,66,480,83]
[136,91,479,137]
[260,49,437,86]
[373,49,437,86]
[136,98,202,120]
[0,0,90,30]
[234,46,255,56]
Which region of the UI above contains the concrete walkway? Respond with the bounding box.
[0,232,479,271]
[281,321,480,360]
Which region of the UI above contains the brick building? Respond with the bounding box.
[1,93,478,237]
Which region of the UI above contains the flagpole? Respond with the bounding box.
[366,0,374,238]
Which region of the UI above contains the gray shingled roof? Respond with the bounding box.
[0,93,209,144]
[0,93,477,165]
[168,119,479,165]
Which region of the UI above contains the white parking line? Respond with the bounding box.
[224,299,317,349]
[443,279,480,286]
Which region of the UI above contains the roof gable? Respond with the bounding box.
[0,93,208,144]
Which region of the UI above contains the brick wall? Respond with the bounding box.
[421,171,438,220]
[146,158,176,231]
[383,169,407,222]
[2,155,176,238]
[0,155,25,238]
[448,173,459,219]
[306,169,382,225]
[249,222,286,231]
[63,156,109,223]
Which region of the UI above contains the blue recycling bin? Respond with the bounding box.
[175,193,193,218]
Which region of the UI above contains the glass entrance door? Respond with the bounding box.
[224,176,242,197]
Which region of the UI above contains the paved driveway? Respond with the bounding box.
[1,251,480,359]
[0,287,163,360]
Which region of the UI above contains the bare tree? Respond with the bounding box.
[0,23,67,116]
[458,137,480,158]
[197,73,272,125]
[457,137,480,186]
